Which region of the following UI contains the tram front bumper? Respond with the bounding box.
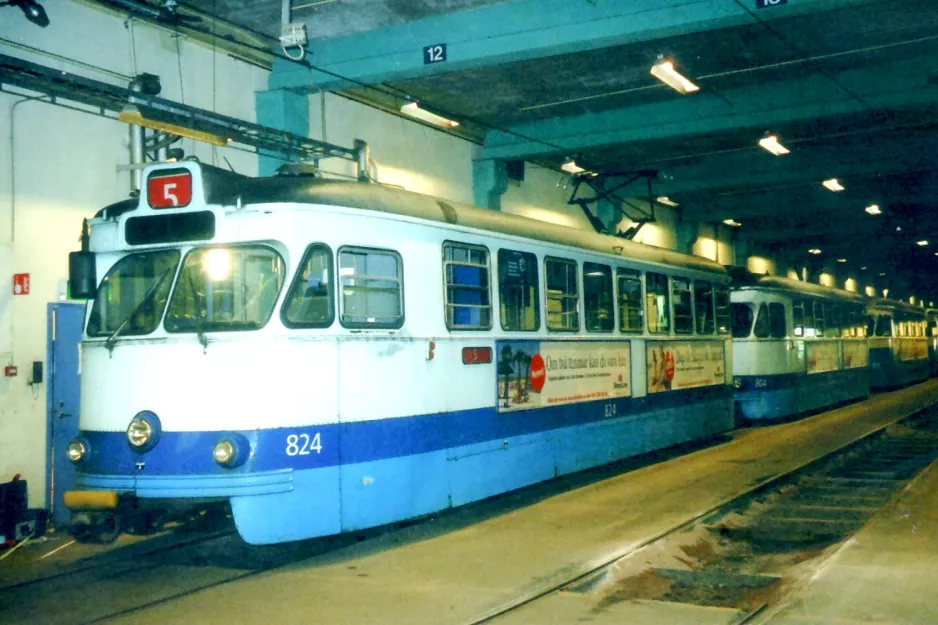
[64,490,124,510]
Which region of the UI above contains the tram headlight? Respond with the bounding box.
[126,411,161,452]
[67,438,88,463]
[212,433,250,468]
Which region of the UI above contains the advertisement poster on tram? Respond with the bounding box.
[806,341,841,374]
[646,341,725,394]
[842,341,869,369]
[495,340,631,413]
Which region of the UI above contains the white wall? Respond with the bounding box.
[0,0,267,506]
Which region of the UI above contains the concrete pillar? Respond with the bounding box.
[256,88,310,177]
[472,159,508,210]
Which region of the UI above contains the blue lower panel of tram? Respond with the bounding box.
[75,386,733,544]
[734,368,869,421]
[868,348,929,389]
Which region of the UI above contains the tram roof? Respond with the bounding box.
[868,298,927,316]
[212,168,727,277]
[729,269,866,304]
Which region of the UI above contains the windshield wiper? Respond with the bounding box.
[185,271,209,352]
[105,267,173,355]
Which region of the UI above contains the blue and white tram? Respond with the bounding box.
[64,161,735,545]
[866,299,930,389]
[730,272,869,421]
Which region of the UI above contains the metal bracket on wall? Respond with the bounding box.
[566,170,658,240]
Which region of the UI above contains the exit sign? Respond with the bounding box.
[756,0,788,7]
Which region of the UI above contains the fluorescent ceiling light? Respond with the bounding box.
[917,240,929,246]
[809,248,822,255]
[837,258,847,263]
[657,196,679,207]
[400,102,459,128]
[119,105,229,146]
[822,178,845,192]
[722,219,741,227]
[865,204,882,215]
[879,272,887,276]
[758,135,789,156]
[650,60,699,94]
[561,158,586,174]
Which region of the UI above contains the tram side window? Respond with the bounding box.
[830,306,842,337]
[875,315,892,337]
[715,285,731,334]
[804,300,816,337]
[694,281,715,335]
[584,262,614,333]
[282,244,334,328]
[793,300,805,337]
[753,303,770,338]
[443,243,492,330]
[731,303,754,338]
[617,269,643,333]
[498,249,539,331]
[866,315,875,337]
[769,302,787,338]
[672,277,693,335]
[814,302,826,337]
[646,272,670,334]
[546,257,579,331]
[338,247,404,329]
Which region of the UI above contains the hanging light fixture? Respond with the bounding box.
[822,178,845,192]
[400,102,459,128]
[650,59,699,94]
[1,0,49,26]
[758,135,789,156]
[560,157,586,174]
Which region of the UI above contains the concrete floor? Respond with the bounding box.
[34,381,938,625]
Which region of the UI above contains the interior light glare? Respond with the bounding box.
[204,249,233,281]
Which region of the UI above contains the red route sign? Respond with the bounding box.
[529,353,546,392]
[147,171,193,209]
[12,273,29,295]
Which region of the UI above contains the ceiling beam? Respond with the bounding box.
[268,0,881,92]
[479,57,938,161]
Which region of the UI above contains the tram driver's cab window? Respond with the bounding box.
[646,272,670,334]
[337,247,404,329]
[498,249,539,331]
[282,244,334,328]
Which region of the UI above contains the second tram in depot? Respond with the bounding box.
[730,272,871,421]
[866,299,930,389]
[64,161,737,544]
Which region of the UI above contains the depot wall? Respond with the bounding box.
[0,0,266,506]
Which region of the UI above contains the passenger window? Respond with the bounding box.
[282,244,334,328]
[804,300,816,337]
[754,303,770,338]
[338,247,403,328]
[814,302,826,337]
[545,257,579,331]
[694,281,715,335]
[672,277,693,335]
[617,269,643,333]
[793,300,805,337]
[498,249,539,331]
[830,306,842,338]
[769,302,787,338]
[646,272,670,334]
[584,263,614,333]
[715,285,731,334]
[731,303,754,338]
[875,315,891,337]
[443,242,492,330]
[866,315,875,337]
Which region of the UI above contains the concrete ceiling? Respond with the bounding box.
[92,0,938,299]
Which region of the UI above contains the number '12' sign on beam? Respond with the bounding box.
[756,0,788,7]
[423,43,447,64]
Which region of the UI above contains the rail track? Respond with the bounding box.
[470,408,938,624]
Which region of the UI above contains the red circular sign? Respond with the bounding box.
[664,351,675,381]
[529,354,546,392]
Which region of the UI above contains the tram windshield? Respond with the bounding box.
[86,250,181,337]
[165,245,285,333]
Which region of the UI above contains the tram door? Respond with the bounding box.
[46,302,84,526]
